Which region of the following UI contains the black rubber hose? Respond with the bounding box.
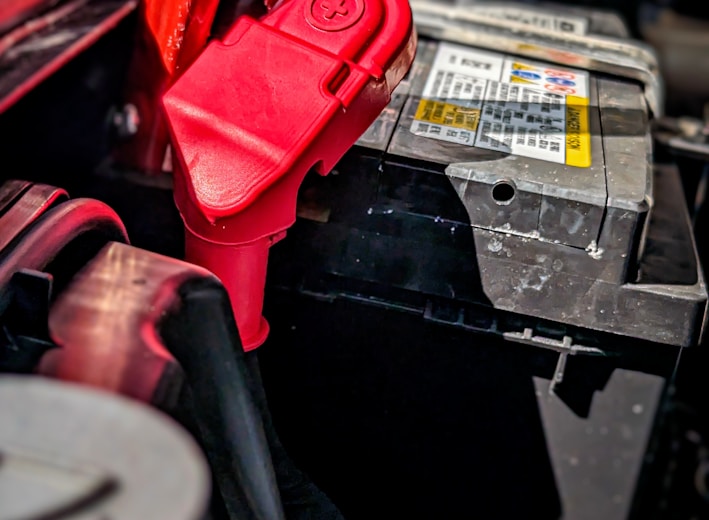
[159,277,285,520]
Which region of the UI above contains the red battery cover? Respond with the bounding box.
[164,0,416,350]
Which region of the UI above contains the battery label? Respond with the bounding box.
[411,42,592,167]
[473,6,589,36]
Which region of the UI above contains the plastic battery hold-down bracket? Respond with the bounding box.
[163,0,417,350]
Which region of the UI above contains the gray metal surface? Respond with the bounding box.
[0,375,210,520]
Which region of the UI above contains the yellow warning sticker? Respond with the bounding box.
[414,99,481,132]
[409,42,593,167]
[565,96,591,168]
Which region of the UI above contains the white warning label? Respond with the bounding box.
[473,6,589,35]
[411,43,591,167]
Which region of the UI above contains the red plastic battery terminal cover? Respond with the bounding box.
[163,0,416,350]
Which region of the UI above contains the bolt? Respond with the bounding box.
[112,103,140,138]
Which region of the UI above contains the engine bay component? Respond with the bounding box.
[0,375,210,520]
[0,0,137,114]
[271,1,707,348]
[163,0,417,350]
[114,0,221,172]
[44,241,286,520]
[0,180,67,252]
[0,1,708,519]
[0,0,60,34]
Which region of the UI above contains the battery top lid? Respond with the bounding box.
[362,37,652,250]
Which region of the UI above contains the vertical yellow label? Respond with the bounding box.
[565,95,591,168]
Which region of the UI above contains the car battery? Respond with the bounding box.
[268,1,707,350]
